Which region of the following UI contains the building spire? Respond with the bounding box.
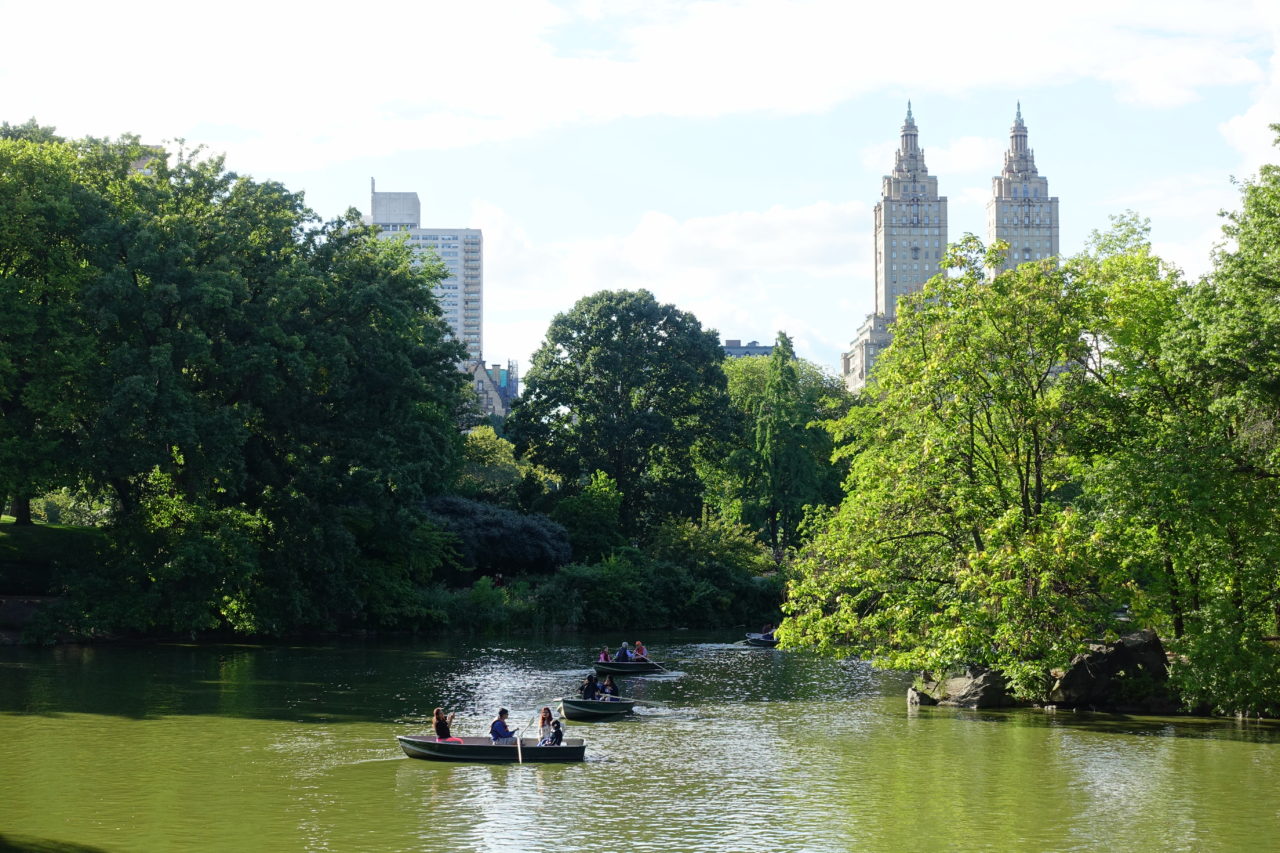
[899,101,919,157]
[1002,102,1036,177]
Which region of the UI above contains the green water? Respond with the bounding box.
[1,635,1277,852]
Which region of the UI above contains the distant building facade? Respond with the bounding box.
[842,104,948,391]
[369,180,484,363]
[467,360,520,418]
[841,105,1057,392]
[723,338,774,358]
[986,103,1059,272]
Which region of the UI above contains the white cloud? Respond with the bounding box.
[480,199,872,367]
[3,0,1273,172]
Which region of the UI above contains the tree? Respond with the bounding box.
[784,238,1123,695]
[508,289,734,531]
[720,333,849,556]
[31,137,471,634]
[0,138,103,524]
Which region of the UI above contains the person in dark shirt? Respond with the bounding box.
[539,719,563,746]
[432,707,456,741]
[580,674,600,700]
[614,642,632,662]
[599,675,620,699]
[489,708,518,744]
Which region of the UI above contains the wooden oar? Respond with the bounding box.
[515,727,523,764]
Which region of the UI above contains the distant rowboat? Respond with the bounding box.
[593,660,664,675]
[559,696,636,720]
[745,633,779,648]
[396,735,586,763]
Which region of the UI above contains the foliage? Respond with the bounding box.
[550,470,626,561]
[455,425,559,510]
[508,289,735,531]
[700,342,851,556]
[1,133,471,636]
[423,495,572,579]
[785,236,1127,697]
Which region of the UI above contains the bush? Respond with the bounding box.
[423,496,571,578]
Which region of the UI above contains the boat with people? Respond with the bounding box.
[593,659,664,674]
[744,632,779,648]
[559,696,637,720]
[396,734,586,763]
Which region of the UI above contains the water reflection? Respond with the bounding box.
[2,634,1278,852]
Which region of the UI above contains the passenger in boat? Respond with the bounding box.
[599,675,619,700]
[489,708,518,744]
[633,640,648,661]
[538,719,563,746]
[432,707,462,743]
[614,641,632,662]
[597,647,612,662]
[579,674,600,700]
[535,706,556,742]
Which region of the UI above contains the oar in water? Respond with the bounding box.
[515,728,523,764]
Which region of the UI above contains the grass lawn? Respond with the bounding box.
[0,516,107,595]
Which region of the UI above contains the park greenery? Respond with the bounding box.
[5,119,1280,715]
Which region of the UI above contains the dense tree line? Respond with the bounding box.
[784,132,1280,716]
[2,128,469,634]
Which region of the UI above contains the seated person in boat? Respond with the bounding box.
[489,708,518,744]
[599,675,620,699]
[614,641,632,662]
[580,674,601,700]
[597,646,612,662]
[535,706,557,742]
[432,707,461,742]
[538,719,563,746]
[632,640,648,660]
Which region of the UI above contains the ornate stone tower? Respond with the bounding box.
[986,103,1059,271]
[842,104,948,391]
[874,102,949,319]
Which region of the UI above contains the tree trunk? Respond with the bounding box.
[12,494,33,526]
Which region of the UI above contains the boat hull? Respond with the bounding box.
[593,660,663,675]
[397,735,586,763]
[745,633,779,647]
[559,697,636,720]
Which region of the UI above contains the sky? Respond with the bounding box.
[4,0,1280,376]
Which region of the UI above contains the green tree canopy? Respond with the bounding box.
[701,334,851,556]
[508,289,734,531]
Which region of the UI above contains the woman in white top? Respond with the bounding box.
[536,706,556,742]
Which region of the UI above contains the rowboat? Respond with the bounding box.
[593,660,664,675]
[745,632,779,648]
[559,696,636,720]
[396,735,586,763]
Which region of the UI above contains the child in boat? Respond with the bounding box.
[597,647,612,662]
[538,720,563,746]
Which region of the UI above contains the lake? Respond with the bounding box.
[1,634,1277,852]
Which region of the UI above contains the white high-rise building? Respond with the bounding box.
[841,104,948,392]
[986,104,1059,271]
[369,180,483,362]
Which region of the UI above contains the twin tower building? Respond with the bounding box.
[840,104,1059,391]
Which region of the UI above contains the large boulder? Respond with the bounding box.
[1050,629,1179,713]
[914,666,1015,709]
